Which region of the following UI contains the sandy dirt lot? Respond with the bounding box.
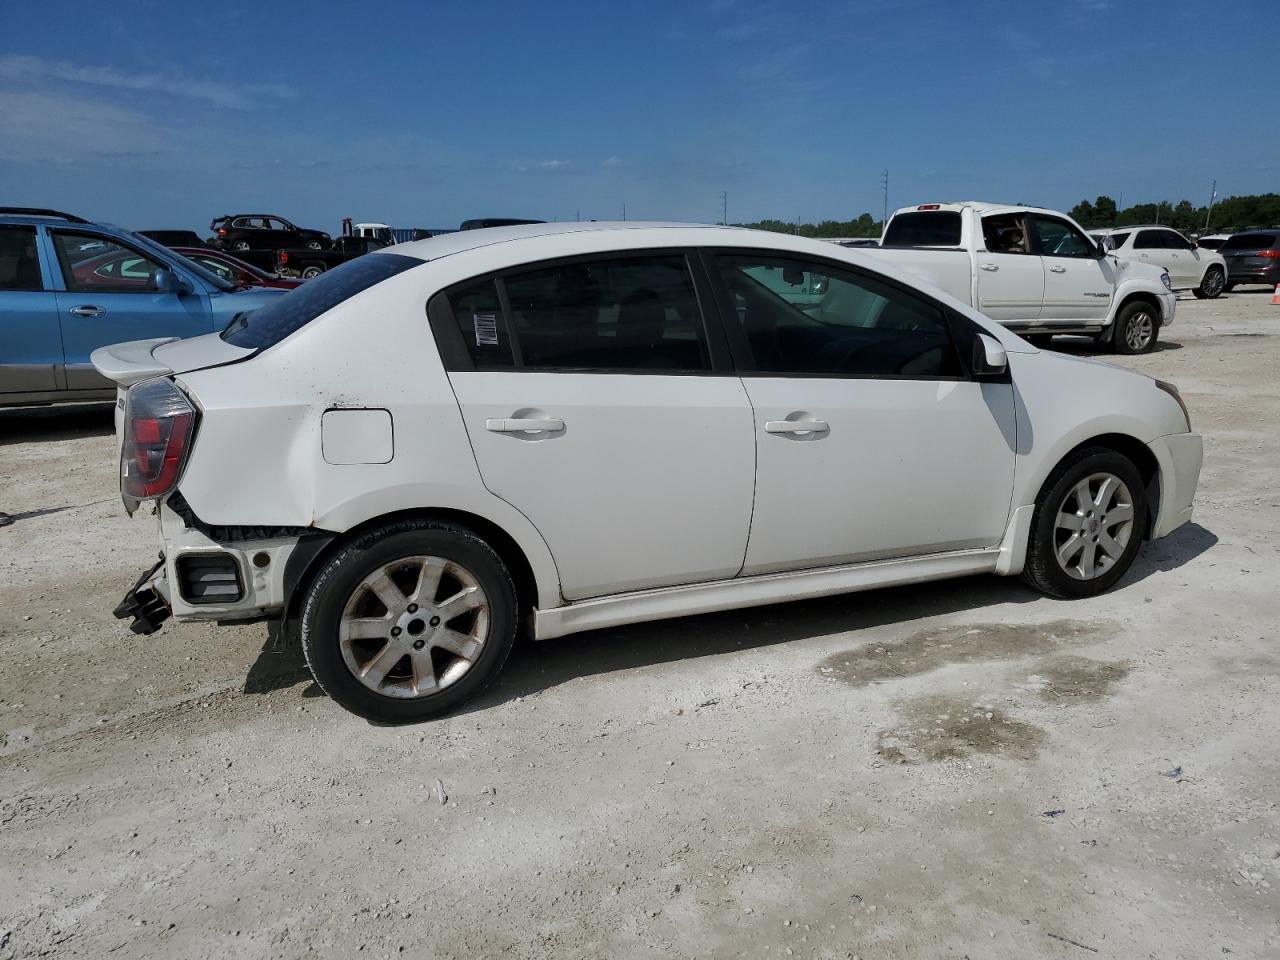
[1,290,1277,959]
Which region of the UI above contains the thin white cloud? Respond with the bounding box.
[0,54,292,109]
[0,89,171,163]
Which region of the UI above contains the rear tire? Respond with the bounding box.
[1024,334,1055,348]
[1022,447,1147,599]
[1193,266,1225,299]
[300,520,518,723]
[300,263,325,279]
[1111,301,1159,354]
[232,240,251,252]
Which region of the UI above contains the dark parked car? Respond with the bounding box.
[138,229,209,247]
[210,214,331,253]
[1220,231,1280,290]
[276,234,389,279]
[459,218,545,231]
[172,247,302,289]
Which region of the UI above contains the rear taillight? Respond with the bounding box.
[277,250,288,265]
[217,226,227,237]
[1256,249,1280,258]
[121,378,196,502]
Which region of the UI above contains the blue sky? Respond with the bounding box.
[2,0,1274,232]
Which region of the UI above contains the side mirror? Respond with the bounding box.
[972,333,1008,378]
[1096,235,1114,258]
[153,268,191,294]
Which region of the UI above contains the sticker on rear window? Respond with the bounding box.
[473,313,499,346]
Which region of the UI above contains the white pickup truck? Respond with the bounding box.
[865,202,1176,354]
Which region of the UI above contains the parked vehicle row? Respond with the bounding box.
[92,221,1202,722]
[0,207,287,406]
[867,202,1176,353]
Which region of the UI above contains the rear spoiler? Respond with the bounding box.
[90,338,178,386]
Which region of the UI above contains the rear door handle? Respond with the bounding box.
[979,263,999,272]
[69,305,105,318]
[485,417,565,433]
[765,419,829,435]
[1048,265,1066,273]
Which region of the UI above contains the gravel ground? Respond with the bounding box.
[1,290,1278,959]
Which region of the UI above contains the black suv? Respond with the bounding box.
[210,214,331,253]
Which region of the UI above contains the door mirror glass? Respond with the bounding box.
[973,333,1008,377]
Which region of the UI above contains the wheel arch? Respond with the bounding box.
[1038,433,1161,539]
[281,506,556,633]
[1113,289,1165,325]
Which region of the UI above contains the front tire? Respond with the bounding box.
[306,240,324,250]
[1111,301,1159,354]
[232,240,252,252]
[1193,266,1225,299]
[1022,447,1147,599]
[300,520,518,723]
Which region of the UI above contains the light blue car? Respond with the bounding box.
[0,207,287,407]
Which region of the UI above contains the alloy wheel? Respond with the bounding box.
[1203,269,1224,297]
[338,556,490,698]
[1053,473,1135,581]
[1125,311,1154,352]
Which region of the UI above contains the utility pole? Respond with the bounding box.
[621,202,626,221]
[881,169,889,226]
[720,191,728,226]
[1204,180,1217,231]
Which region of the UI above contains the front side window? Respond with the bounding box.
[714,254,960,378]
[1031,216,1095,258]
[52,232,164,293]
[982,213,1032,254]
[501,255,709,371]
[0,226,44,291]
[221,252,422,349]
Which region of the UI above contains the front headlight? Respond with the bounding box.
[1161,271,1172,290]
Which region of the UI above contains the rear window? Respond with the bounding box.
[882,212,962,247]
[1220,233,1277,252]
[221,253,421,349]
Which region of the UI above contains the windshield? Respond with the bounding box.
[221,252,422,349]
[127,230,233,291]
[882,211,962,247]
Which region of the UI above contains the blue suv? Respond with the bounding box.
[1,208,288,407]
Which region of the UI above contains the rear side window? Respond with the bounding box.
[1221,233,1277,252]
[1107,231,1130,248]
[0,226,43,291]
[981,213,1031,254]
[221,253,421,349]
[882,212,962,247]
[446,277,513,368]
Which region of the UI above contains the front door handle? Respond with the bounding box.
[765,419,829,436]
[485,417,565,434]
[1048,265,1066,273]
[69,305,105,318]
[979,263,999,272]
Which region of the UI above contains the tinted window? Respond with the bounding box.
[1197,237,1224,250]
[882,212,962,247]
[982,213,1031,254]
[1031,217,1094,257]
[501,255,709,371]
[1134,229,1183,250]
[0,226,43,291]
[52,232,164,292]
[447,277,513,368]
[714,254,960,378]
[222,253,421,349]
[1221,233,1277,252]
[1108,231,1131,248]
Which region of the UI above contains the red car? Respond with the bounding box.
[172,247,302,289]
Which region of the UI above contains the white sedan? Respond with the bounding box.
[1092,226,1228,299]
[92,223,1203,722]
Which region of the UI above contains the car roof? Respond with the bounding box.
[380,221,746,262]
[890,201,1066,217]
[1097,225,1184,233]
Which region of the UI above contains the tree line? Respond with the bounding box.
[737,193,1280,238]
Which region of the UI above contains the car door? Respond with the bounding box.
[0,224,62,395]
[1163,230,1201,287]
[267,218,296,249]
[707,250,1016,576]
[975,212,1044,323]
[433,251,757,601]
[48,229,211,389]
[1029,214,1115,322]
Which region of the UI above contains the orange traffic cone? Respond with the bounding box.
[1273,283,1280,305]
